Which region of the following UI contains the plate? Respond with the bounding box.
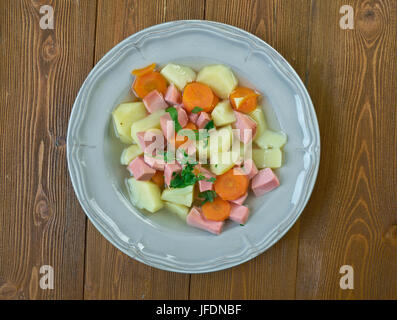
[67,20,320,273]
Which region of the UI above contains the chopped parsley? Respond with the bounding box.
[204,120,215,131]
[198,190,217,205]
[170,161,198,188]
[191,107,203,114]
[166,106,182,133]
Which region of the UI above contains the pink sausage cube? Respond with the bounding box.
[160,108,188,141]
[160,113,175,141]
[186,207,224,235]
[241,159,258,180]
[136,130,165,154]
[143,153,165,171]
[229,203,250,224]
[164,84,181,105]
[230,193,248,206]
[143,90,168,113]
[232,111,257,144]
[175,105,188,128]
[199,180,213,192]
[127,156,156,181]
[164,163,182,186]
[196,112,211,129]
[251,168,280,196]
[196,165,216,192]
[189,112,199,123]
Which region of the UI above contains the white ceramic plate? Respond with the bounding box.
[67,20,320,273]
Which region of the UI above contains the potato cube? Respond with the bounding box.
[120,144,143,165]
[160,63,196,90]
[112,102,147,144]
[252,148,282,169]
[196,64,238,99]
[211,100,236,126]
[127,178,164,213]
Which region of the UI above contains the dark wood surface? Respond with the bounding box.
[1,0,396,300]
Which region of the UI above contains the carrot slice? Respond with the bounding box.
[151,171,164,188]
[131,63,156,77]
[172,122,197,148]
[229,87,260,113]
[202,197,231,221]
[214,168,249,201]
[182,82,216,113]
[133,71,168,98]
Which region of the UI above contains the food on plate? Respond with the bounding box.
[112,62,287,234]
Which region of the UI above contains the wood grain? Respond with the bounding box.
[83,0,205,300]
[189,0,312,300]
[295,0,397,299]
[0,0,96,299]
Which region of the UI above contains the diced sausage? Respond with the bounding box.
[251,168,280,196]
[228,203,250,224]
[164,83,182,105]
[196,112,211,129]
[142,90,169,113]
[186,207,224,235]
[232,111,257,144]
[164,163,182,186]
[230,193,248,206]
[127,156,156,180]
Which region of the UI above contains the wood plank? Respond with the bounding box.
[83,0,205,300]
[189,0,312,299]
[295,0,397,299]
[0,0,96,299]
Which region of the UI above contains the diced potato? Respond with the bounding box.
[112,102,147,144]
[209,125,233,154]
[196,64,238,99]
[130,109,166,144]
[249,107,267,141]
[164,201,189,221]
[127,178,164,213]
[120,144,143,165]
[252,148,282,169]
[211,100,236,126]
[210,151,240,175]
[161,185,194,207]
[160,63,196,90]
[255,130,287,149]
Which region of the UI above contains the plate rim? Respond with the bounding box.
[67,20,320,273]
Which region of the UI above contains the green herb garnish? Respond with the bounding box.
[198,190,217,205]
[240,224,245,226]
[206,177,216,183]
[166,106,182,133]
[169,161,198,188]
[191,107,203,114]
[204,120,215,131]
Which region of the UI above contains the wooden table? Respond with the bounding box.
[1,0,396,300]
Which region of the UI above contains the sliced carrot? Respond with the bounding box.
[131,63,156,77]
[214,168,249,201]
[133,71,168,98]
[182,82,216,113]
[151,171,164,188]
[202,197,231,221]
[211,94,219,109]
[229,87,260,113]
[172,122,197,148]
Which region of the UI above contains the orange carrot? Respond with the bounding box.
[133,71,168,98]
[182,82,217,113]
[131,63,156,77]
[151,171,164,188]
[229,87,260,113]
[173,122,197,148]
[214,168,249,200]
[202,197,231,221]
